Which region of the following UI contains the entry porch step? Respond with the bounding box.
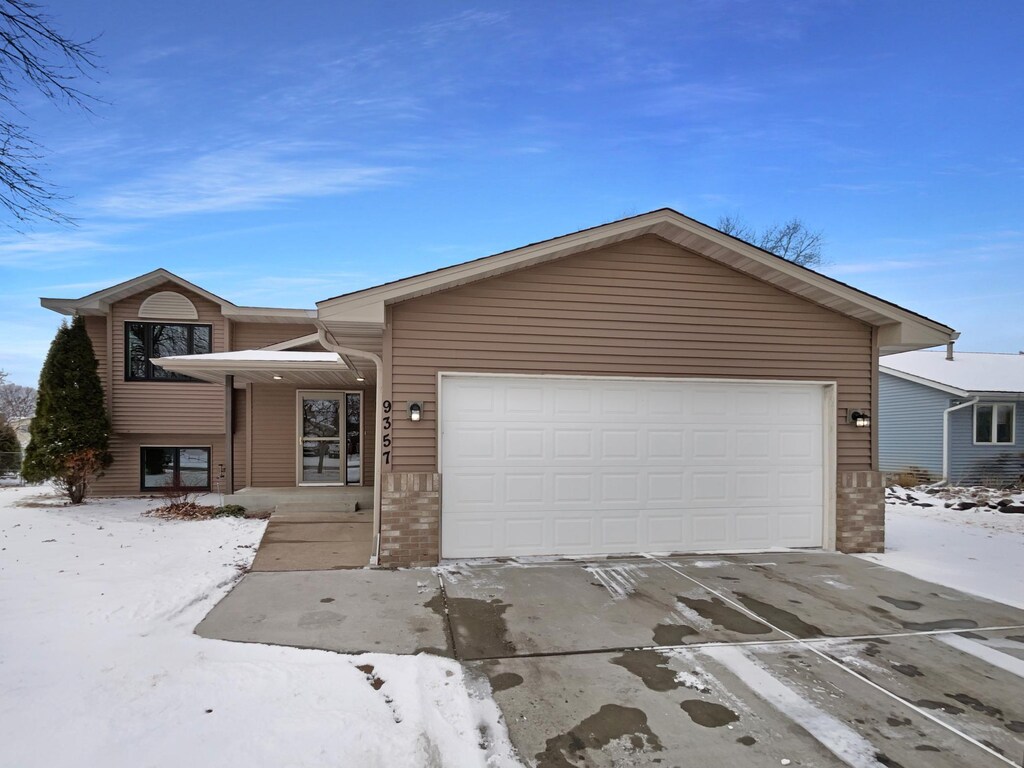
[224,485,373,513]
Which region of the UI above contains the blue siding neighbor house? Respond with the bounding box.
[879,350,1024,486]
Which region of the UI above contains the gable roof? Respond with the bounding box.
[881,350,1024,396]
[316,208,955,354]
[41,268,316,324]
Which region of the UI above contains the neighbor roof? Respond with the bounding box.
[315,208,956,355]
[40,268,316,324]
[880,350,1024,395]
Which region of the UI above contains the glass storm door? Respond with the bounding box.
[299,393,361,485]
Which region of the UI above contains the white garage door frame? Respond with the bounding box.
[436,372,838,559]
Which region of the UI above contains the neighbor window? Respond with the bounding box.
[125,322,211,380]
[974,403,1015,444]
[140,447,211,491]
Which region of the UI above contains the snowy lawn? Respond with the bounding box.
[858,485,1024,610]
[0,486,520,768]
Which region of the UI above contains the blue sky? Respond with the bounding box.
[1,1,1022,385]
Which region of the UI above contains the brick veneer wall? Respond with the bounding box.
[835,470,885,553]
[379,472,441,567]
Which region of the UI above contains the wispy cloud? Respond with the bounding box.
[95,146,407,218]
[0,224,134,268]
[827,259,923,276]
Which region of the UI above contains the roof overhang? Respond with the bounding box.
[316,208,956,355]
[153,351,372,387]
[41,268,315,322]
[879,366,969,397]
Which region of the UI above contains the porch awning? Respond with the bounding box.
[153,350,371,387]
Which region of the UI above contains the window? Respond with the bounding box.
[974,403,1015,444]
[125,322,211,381]
[140,447,211,491]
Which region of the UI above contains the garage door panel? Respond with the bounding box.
[778,509,822,545]
[647,472,685,504]
[734,512,772,546]
[647,515,687,548]
[446,472,498,506]
[441,376,826,558]
[647,429,684,458]
[504,428,546,459]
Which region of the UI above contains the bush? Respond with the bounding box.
[890,467,937,487]
[214,504,246,518]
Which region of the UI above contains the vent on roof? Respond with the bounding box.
[138,291,199,320]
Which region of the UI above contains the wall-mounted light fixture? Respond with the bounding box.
[355,376,365,382]
[408,401,423,422]
[849,410,871,428]
[272,374,283,381]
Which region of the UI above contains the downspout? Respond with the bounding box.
[223,374,234,496]
[942,397,978,483]
[316,326,384,565]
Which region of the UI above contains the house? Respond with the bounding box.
[880,349,1024,486]
[40,208,955,566]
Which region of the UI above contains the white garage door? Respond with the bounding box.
[440,375,826,559]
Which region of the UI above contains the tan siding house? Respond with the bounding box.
[389,235,874,476]
[42,209,955,567]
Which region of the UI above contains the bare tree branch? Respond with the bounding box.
[0,0,99,230]
[0,369,36,422]
[717,214,825,268]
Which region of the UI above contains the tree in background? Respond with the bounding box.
[0,418,19,473]
[23,316,110,502]
[717,215,825,268]
[0,0,99,228]
[0,370,37,420]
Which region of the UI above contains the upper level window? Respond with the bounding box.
[974,403,1015,444]
[126,322,211,381]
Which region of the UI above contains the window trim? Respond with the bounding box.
[973,403,1016,445]
[124,321,213,382]
[139,446,212,492]
[295,389,363,487]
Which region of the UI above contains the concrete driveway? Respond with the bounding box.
[198,552,1024,767]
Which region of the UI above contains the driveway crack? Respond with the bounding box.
[435,572,460,660]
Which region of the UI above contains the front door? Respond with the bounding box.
[298,391,362,485]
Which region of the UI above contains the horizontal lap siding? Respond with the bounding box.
[877,373,946,475]
[949,396,1024,484]
[90,433,224,496]
[249,384,376,487]
[231,322,318,350]
[249,384,297,486]
[84,316,109,410]
[389,235,873,473]
[110,284,226,433]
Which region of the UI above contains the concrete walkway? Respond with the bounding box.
[198,552,1024,766]
[249,507,373,571]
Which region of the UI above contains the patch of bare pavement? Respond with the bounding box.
[199,552,1024,766]
[440,554,1024,767]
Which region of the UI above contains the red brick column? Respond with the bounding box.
[836,470,885,553]
[378,472,441,567]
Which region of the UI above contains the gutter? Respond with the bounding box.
[942,397,979,483]
[315,325,384,566]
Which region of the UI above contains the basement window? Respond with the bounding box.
[140,447,211,491]
[974,403,1015,444]
[125,322,212,381]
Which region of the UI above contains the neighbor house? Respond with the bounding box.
[40,209,955,565]
[880,349,1024,486]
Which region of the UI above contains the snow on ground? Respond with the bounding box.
[0,485,520,768]
[857,485,1024,610]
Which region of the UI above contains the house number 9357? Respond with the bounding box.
[381,400,392,465]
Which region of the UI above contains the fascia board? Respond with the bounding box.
[879,366,969,397]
